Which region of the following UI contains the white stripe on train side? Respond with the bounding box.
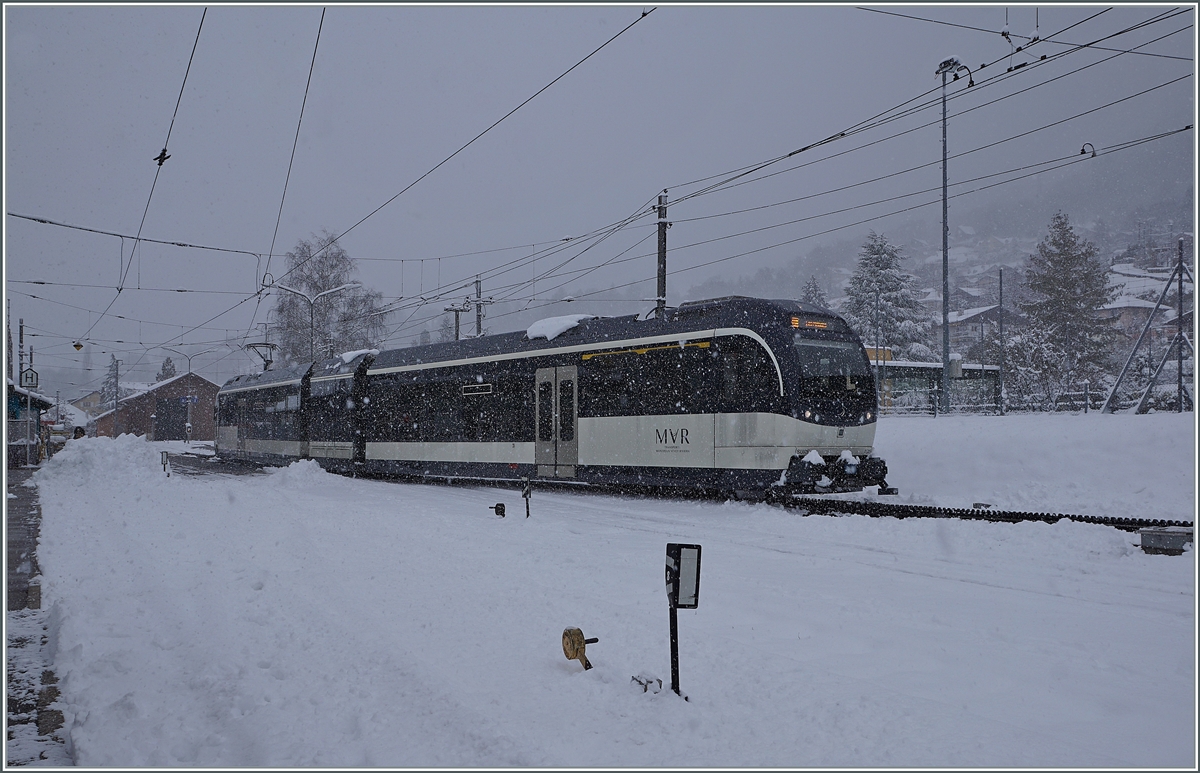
[362,413,874,471]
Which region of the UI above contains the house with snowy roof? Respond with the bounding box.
[932,305,1027,355]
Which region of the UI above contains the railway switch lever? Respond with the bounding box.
[562,627,599,670]
[491,503,505,518]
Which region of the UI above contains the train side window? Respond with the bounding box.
[559,380,574,441]
[538,381,554,441]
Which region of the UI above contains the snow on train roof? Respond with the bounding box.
[526,314,597,341]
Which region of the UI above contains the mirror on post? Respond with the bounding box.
[664,543,701,699]
[666,543,701,609]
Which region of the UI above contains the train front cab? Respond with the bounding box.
[215,363,311,465]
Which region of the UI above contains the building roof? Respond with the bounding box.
[90,371,218,421]
[6,378,55,409]
[1103,296,1164,310]
[944,305,998,324]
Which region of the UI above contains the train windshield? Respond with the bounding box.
[793,337,870,378]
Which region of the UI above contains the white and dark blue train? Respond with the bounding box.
[215,296,893,498]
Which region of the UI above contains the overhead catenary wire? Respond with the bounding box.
[461,72,1194,314]
[76,7,208,346]
[266,7,659,294]
[684,19,1193,204]
[859,5,1191,61]
[9,280,252,296]
[28,8,1187,374]
[16,7,1180,324]
[670,67,1194,228]
[672,7,1185,206]
[340,118,1193,344]
[250,7,327,336]
[458,125,1194,332]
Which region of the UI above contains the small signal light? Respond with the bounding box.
[790,316,800,328]
[805,320,828,329]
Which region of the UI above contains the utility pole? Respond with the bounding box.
[874,285,881,394]
[475,276,483,337]
[1178,237,1185,412]
[20,320,29,465]
[466,276,494,338]
[443,301,469,341]
[935,57,971,413]
[114,358,121,437]
[998,267,1005,416]
[939,64,951,413]
[657,190,670,321]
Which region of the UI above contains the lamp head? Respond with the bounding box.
[936,56,962,75]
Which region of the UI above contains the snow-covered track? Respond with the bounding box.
[786,496,1192,533]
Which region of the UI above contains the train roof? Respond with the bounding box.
[219,361,311,392]
[367,296,850,372]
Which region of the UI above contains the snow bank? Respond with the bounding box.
[866,412,1194,521]
[526,314,595,341]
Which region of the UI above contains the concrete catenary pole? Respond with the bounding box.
[1178,237,1185,412]
[475,276,483,338]
[940,67,951,413]
[999,267,1005,416]
[20,320,29,465]
[657,191,669,321]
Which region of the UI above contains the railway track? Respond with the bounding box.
[785,496,1193,533]
[168,450,1191,535]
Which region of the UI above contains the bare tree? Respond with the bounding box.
[270,231,389,363]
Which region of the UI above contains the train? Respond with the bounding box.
[215,296,894,499]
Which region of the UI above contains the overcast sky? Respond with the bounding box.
[4,4,1194,397]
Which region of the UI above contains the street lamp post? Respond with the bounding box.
[936,56,973,413]
[273,282,360,361]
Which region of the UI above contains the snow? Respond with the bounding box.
[802,449,825,465]
[26,414,1196,767]
[942,305,998,324]
[339,348,379,364]
[526,314,596,341]
[865,413,1194,521]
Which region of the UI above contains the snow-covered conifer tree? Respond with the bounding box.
[100,354,120,409]
[799,275,829,308]
[1018,212,1118,386]
[841,232,934,361]
[155,357,177,382]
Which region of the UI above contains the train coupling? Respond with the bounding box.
[783,452,892,494]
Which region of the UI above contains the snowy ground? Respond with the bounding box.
[25,413,1197,767]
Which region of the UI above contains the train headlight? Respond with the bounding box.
[803,409,812,420]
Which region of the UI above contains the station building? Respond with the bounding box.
[91,372,219,441]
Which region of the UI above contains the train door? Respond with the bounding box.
[535,365,578,478]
